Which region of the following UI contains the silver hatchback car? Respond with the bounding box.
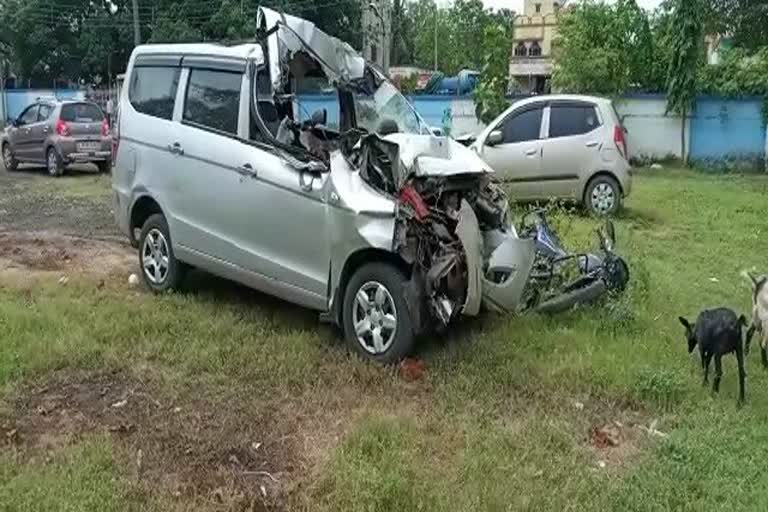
[113,8,537,363]
[470,95,632,215]
[2,99,112,176]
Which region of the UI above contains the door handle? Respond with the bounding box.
[167,142,184,155]
[236,163,257,178]
[585,141,599,148]
[525,148,538,156]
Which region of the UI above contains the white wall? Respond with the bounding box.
[613,96,690,161]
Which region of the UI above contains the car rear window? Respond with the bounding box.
[60,103,104,122]
[548,105,600,138]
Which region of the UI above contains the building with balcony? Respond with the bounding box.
[509,0,566,94]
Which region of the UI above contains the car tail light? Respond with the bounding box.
[398,185,429,221]
[55,119,70,136]
[101,119,109,137]
[613,125,627,160]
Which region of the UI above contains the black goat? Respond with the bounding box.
[678,308,748,405]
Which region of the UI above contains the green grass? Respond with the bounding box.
[4,167,768,510]
[0,438,125,512]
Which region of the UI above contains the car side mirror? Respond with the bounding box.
[311,108,327,127]
[486,130,503,146]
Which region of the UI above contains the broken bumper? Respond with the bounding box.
[455,199,536,316]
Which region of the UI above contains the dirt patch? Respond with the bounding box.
[587,417,646,470]
[1,371,298,510]
[0,165,118,239]
[0,230,135,277]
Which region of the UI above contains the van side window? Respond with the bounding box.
[549,105,600,138]
[129,66,180,120]
[183,69,242,136]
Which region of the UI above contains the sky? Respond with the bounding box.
[481,0,664,12]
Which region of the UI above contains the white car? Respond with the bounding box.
[470,95,632,215]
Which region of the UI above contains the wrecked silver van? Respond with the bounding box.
[113,7,626,364]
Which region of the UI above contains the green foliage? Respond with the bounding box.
[553,0,662,95]
[711,0,768,51]
[404,0,514,74]
[664,0,704,116]
[473,23,511,124]
[0,0,362,84]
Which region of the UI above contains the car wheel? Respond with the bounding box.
[342,262,415,364]
[46,147,64,177]
[138,213,185,292]
[585,175,621,216]
[97,160,111,174]
[3,143,18,171]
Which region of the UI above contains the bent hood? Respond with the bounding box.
[384,133,495,180]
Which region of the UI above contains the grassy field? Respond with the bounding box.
[3,168,768,510]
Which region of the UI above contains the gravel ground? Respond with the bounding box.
[0,162,120,239]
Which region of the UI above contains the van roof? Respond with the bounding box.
[132,43,263,62]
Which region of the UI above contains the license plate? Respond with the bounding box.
[77,142,100,152]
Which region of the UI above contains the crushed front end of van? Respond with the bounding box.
[255,7,537,336]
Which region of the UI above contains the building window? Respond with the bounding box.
[514,42,527,57]
[535,3,541,13]
[554,2,560,11]
[529,41,542,57]
[370,44,378,62]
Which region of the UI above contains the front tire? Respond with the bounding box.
[3,143,18,171]
[342,262,415,364]
[97,160,111,174]
[585,175,621,216]
[46,147,64,177]
[533,279,607,315]
[138,213,185,292]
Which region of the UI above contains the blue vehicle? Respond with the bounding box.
[518,209,630,314]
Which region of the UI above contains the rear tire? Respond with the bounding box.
[585,175,621,216]
[138,213,185,293]
[342,262,415,364]
[46,147,64,177]
[97,160,111,174]
[3,143,18,171]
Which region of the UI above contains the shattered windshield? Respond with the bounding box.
[354,81,429,136]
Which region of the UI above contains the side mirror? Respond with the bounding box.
[430,126,443,136]
[310,108,327,127]
[486,130,503,146]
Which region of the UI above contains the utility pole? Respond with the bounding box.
[433,8,438,71]
[132,0,140,46]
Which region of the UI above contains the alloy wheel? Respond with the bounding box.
[352,281,398,354]
[142,228,170,285]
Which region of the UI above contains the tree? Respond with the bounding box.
[665,0,703,165]
[711,0,768,51]
[474,22,511,124]
[552,0,662,95]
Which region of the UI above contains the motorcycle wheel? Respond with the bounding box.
[533,278,608,315]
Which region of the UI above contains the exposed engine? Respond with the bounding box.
[395,174,509,331]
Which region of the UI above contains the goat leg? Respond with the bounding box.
[745,324,756,355]
[712,354,723,394]
[736,345,746,406]
[761,342,768,369]
[702,351,713,386]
